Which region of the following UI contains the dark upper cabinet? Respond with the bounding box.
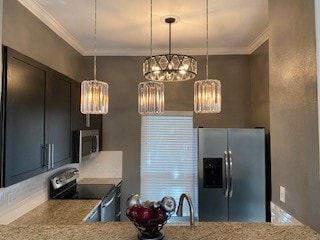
[2,47,73,187]
[3,48,47,186]
[71,81,84,131]
[46,71,72,168]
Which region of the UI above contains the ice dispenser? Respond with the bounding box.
[203,158,222,188]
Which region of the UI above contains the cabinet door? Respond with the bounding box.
[4,49,47,186]
[71,81,85,131]
[227,128,266,222]
[46,71,72,168]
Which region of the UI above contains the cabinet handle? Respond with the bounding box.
[51,144,54,169]
[42,144,50,168]
[102,196,115,208]
[48,144,52,170]
[40,144,55,169]
[41,145,48,167]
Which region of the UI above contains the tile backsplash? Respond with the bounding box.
[0,151,122,224]
[0,163,78,224]
[79,151,122,179]
[271,202,303,225]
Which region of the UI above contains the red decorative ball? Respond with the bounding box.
[137,207,154,221]
[153,208,167,223]
[128,205,140,220]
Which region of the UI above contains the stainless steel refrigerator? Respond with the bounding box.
[198,128,266,222]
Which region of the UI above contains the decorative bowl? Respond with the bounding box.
[126,207,173,240]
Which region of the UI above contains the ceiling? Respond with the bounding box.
[18,0,269,56]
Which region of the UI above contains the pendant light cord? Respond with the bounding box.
[94,0,97,80]
[150,0,153,57]
[206,0,209,80]
[169,22,172,54]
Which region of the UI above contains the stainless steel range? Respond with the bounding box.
[49,168,120,222]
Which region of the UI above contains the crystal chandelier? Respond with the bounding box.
[81,0,109,114]
[194,0,221,113]
[138,0,165,115]
[143,16,197,82]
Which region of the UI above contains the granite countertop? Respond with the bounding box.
[1,222,320,240]
[10,200,101,225]
[78,178,122,186]
[4,198,320,240]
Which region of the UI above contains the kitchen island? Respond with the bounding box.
[2,200,319,240]
[1,222,320,240]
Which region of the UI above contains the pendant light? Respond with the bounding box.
[194,0,221,113]
[138,0,165,115]
[143,13,197,82]
[138,81,164,115]
[81,0,109,114]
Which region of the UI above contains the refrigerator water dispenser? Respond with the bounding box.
[203,158,222,188]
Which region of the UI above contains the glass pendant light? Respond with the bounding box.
[138,81,164,115]
[138,0,165,115]
[81,0,109,114]
[194,0,221,113]
[143,12,197,82]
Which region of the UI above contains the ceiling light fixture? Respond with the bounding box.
[138,81,164,115]
[143,14,197,82]
[138,0,165,115]
[81,0,109,114]
[194,0,221,113]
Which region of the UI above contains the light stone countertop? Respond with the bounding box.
[10,200,101,225]
[1,222,320,240]
[77,178,122,186]
[4,199,320,240]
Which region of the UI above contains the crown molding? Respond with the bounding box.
[18,0,268,57]
[248,28,269,53]
[84,47,251,56]
[18,0,85,55]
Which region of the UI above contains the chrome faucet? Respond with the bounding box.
[176,193,195,227]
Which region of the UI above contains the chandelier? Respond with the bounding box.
[81,0,109,114]
[194,0,221,113]
[143,17,197,82]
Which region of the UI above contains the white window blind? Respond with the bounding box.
[140,113,198,217]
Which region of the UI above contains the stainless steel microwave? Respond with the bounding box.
[73,130,99,162]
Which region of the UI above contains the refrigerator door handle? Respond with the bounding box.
[228,150,233,198]
[224,151,229,198]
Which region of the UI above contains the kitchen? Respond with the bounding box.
[0,0,320,239]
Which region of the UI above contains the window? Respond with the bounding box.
[140,112,198,217]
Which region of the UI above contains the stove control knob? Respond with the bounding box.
[55,178,63,184]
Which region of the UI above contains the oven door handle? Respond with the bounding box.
[102,196,115,208]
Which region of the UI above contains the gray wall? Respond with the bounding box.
[250,40,270,220]
[2,0,85,81]
[269,0,320,231]
[193,55,252,128]
[92,55,253,219]
[250,41,270,133]
[85,56,144,220]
